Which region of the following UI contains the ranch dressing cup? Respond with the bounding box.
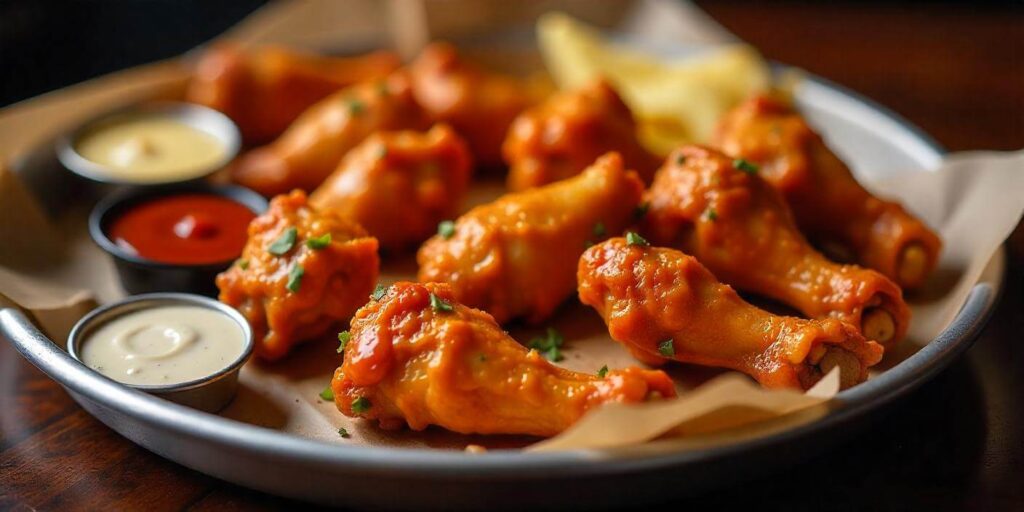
[68,293,253,412]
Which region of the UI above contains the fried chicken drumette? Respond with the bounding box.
[216,190,379,360]
[417,152,644,324]
[642,145,910,348]
[503,79,660,191]
[712,93,942,289]
[331,281,676,436]
[578,238,884,390]
[310,124,473,251]
[231,72,430,197]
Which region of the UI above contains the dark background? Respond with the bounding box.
[1,1,1022,511]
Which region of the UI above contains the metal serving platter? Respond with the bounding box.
[0,50,1004,509]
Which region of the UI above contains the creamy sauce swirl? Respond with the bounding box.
[80,305,246,386]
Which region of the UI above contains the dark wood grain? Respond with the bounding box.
[2,2,1023,510]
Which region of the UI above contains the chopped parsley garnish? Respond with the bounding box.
[625,231,649,247]
[437,220,456,239]
[337,331,351,353]
[377,144,388,159]
[376,81,389,96]
[306,233,332,249]
[236,258,249,270]
[351,396,372,413]
[706,208,719,221]
[347,98,365,116]
[734,158,759,175]
[286,263,305,292]
[597,365,609,378]
[338,427,351,438]
[429,293,454,313]
[675,154,687,165]
[319,386,335,401]
[592,222,606,238]
[658,339,675,357]
[371,283,388,301]
[268,226,298,255]
[528,327,565,362]
[633,202,650,220]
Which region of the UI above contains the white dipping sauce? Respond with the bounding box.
[80,305,246,386]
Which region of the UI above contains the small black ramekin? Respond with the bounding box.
[89,183,267,297]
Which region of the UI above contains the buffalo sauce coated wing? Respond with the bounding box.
[216,190,379,360]
[309,124,473,251]
[503,79,661,191]
[712,94,942,289]
[409,42,534,166]
[331,281,676,436]
[417,152,644,324]
[578,238,883,390]
[231,73,430,197]
[186,43,400,144]
[643,146,910,348]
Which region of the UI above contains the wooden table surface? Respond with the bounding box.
[2,2,1022,510]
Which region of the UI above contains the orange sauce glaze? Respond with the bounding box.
[108,194,255,265]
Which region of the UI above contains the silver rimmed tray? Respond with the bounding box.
[0,57,1004,510]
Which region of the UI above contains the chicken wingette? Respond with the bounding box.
[642,145,910,348]
[186,43,400,144]
[409,42,535,167]
[231,72,430,197]
[503,79,660,190]
[331,281,677,436]
[310,124,473,251]
[712,93,942,289]
[417,152,644,324]
[216,190,379,360]
[578,238,884,390]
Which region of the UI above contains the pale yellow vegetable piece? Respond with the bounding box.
[537,12,771,155]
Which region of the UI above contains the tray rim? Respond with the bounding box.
[0,67,1005,498]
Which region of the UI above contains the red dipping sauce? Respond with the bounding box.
[108,194,255,265]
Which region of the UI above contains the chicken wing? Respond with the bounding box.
[642,145,909,347]
[216,190,379,360]
[417,152,644,324]
[309,124,473,251]
[579,238,884,390]
[503,79,661,191]
[231,72,430,197]
[712,93,942,289]
[409,42,535,166]
[331,281,676,436]
[186,43,400,144]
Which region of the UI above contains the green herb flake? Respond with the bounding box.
[377,144,389,159]
[286,263,305,292]
[597,365,609,378]
[337,331,351,353]
[351,396,372,414]
[633,201,650,220]
[268,226,298,255]
[429,293,454,313]
[528,327,565,362]
[734,158,759,175]
[371,283,388,301]
[675,154,687,165]
[625,231,649,247]
[438,220,456,239]
[338,427,351,438]
[592,222,606,238]
[347,98,366,116]
[658,338,675,357]
[706,208,719,222]
[319,386,335,401]
[306,233,332,249]
[236,258,249,270]
[376,81,389,96]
